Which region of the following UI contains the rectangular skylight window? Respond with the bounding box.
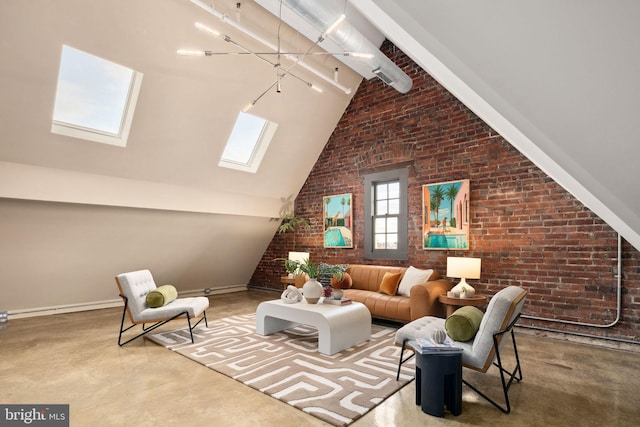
[219,112,278,173]
[51,45,143,147]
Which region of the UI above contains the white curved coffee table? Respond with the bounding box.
[256,299,372,355]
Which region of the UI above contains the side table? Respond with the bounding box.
[439,294,487,317]
[413,344,463,417]
[280,275,306,289]
[280,276,295,288]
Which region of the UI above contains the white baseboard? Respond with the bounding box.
[8,299,123,319]
[7,285,248,320]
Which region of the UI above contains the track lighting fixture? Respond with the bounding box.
[181,0,376,110]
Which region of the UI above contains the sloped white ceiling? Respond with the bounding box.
[0,0,361,217]
[351,0,640,250]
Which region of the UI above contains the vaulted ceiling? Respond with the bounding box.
[0,0,362,219]
[2,0,639,253]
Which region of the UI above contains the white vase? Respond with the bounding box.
[302,279,323,304]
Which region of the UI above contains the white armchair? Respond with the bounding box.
[115,269,209,346]
[394,286,527,413]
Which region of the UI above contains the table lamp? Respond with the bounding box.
[447,257,481,297]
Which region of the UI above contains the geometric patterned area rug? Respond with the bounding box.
[147,313,415,426]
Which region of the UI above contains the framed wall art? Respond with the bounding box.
[323,193,353,248]
[422,179,470,250]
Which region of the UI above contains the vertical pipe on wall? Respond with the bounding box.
[518,234,632,344]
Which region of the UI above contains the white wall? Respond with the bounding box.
[0,198,276,313]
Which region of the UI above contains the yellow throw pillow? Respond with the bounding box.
[379,272,402,295]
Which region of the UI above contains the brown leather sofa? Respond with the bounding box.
[342,264,452,323]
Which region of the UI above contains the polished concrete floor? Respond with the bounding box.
[2,290,639,426]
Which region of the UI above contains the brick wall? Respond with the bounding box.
[250,42,640,343]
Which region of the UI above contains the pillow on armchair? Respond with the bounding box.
[146,285,178,308]
[445,306,484,341]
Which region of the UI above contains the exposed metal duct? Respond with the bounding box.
[282,0,413,93]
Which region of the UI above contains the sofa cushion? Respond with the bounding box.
[397,266,434,296]
[344,288,412,323]
[378,272,402,295]
[346,265,406,292]
[445,306,484,341]
[145,284,178,308]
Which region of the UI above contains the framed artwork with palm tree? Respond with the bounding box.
[422,179,470,250]
[323,193,353,248]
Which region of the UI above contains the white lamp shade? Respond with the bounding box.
[288,252,309,264]
[447,257,481,297]
[446,257,481,280]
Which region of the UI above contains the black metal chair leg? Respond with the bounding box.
[118,294,207,346]
[462,324,523,413]
[396,339,416,380]
[187,316,194,343]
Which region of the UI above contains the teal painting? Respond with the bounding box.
[323,193,353,248]
[423,179,470,250]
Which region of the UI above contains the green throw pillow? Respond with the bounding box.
[445,306,484,342]
[146,285,178,308]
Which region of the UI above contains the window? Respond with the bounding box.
[374,181,400,249]
[219,112,278,173]
[364,168,408,260]
[51,45,143,147]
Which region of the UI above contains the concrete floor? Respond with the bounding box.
[2,290,639,426]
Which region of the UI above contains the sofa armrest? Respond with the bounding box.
[409,279,452,320]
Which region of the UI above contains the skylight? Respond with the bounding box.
[219,112,278,173]
[51,45,143,147]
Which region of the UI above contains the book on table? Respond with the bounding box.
[410,337,463,354]
[323,297,352,305]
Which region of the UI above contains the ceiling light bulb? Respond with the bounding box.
[177,49,206,56]
[242,102,255,113]
[195,22,221,37]
[346,52,375,59]
[310,84,323,93]
[324,14,346,37]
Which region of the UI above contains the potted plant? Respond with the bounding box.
[275,258,307,287]
[282,258,300,277]
[297,258,323,304]
[277,213,310,252]
[329,269,352,299]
